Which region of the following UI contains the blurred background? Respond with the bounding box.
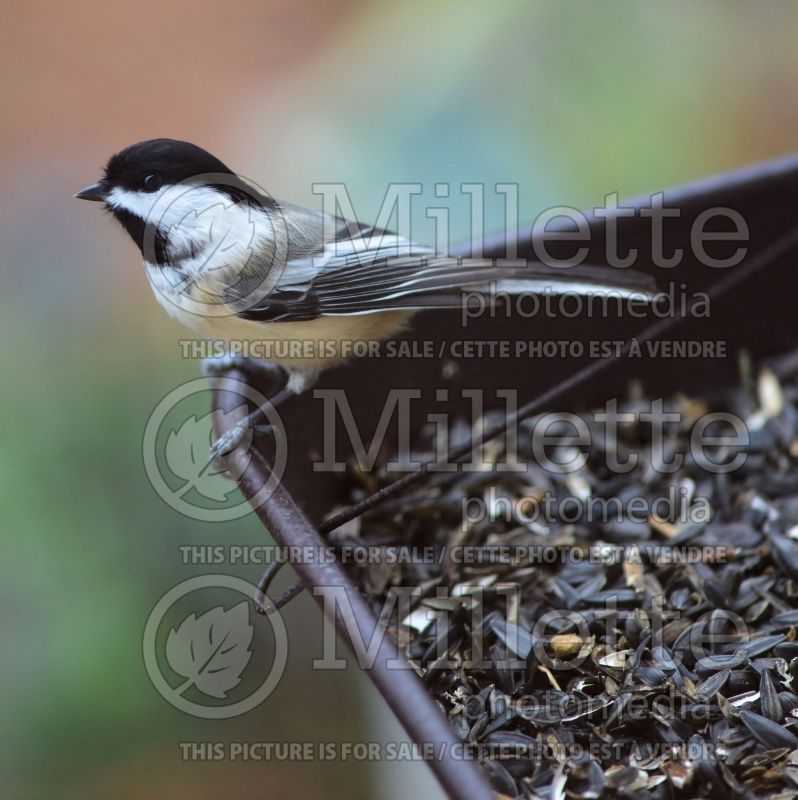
[2,1,798,797]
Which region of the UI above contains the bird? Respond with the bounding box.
[76,138,656,457]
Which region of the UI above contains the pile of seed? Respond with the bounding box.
[332,352,798,799]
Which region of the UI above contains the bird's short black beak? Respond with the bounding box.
[74,181,107,202]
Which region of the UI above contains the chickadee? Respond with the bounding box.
[76,138,655,455]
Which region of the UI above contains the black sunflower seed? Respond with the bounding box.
[739,709,798,750]
[739,634,786,659]
[778,691,798,713]
[759,669,784,723]
[696,669,731,701]
[696,654,749,673]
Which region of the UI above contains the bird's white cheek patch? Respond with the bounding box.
[107,185,260,257]
[105,187,160,220]
[106,185,232,229]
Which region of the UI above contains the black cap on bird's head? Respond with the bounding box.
[75,138,236,203]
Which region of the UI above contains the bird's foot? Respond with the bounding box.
[208,419,275,472]
[212,419,254,458]
[203,357,290,470]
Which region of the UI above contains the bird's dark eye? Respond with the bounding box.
[141,173,162,192]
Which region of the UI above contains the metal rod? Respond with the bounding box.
[214,372,496,800]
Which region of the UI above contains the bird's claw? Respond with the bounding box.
[207,421,254,473]
[208,421,274,471]
[216,421,252,454]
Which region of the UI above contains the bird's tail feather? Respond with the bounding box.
[324,259,658,315]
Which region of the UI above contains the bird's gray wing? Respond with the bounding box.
[229,205,657,322]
